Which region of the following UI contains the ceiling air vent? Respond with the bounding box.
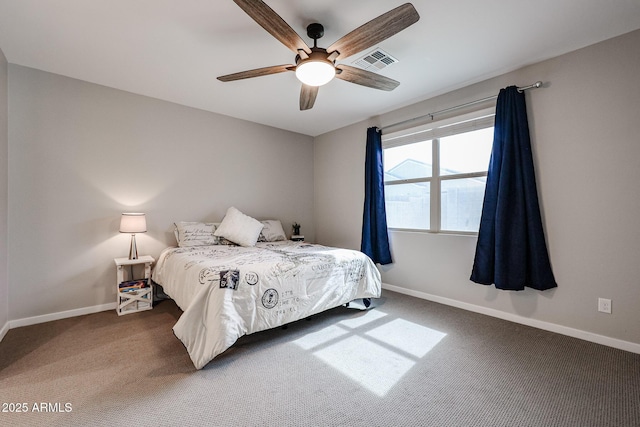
[352,48,398,72]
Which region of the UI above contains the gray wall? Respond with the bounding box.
[8,65,314,320]
[314,29,640,347]
[0,48,7,332]
[4,30,640,351]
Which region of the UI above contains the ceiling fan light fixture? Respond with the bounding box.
[218,1,420,109]
[295,59,336,87]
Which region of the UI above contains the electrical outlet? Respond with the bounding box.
[598,298,612,314]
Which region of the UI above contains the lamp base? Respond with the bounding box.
[129,234,138,260]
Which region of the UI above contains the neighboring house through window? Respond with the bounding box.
[383,108,494,234]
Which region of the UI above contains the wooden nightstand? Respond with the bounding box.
[114,255,155,315]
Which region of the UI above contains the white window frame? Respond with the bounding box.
[382,107,495,235]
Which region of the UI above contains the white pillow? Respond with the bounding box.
[214,207,264,247]
[258,220,287,242]
[174,222,218,247]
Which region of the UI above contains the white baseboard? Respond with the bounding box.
[382,283,640,355]
[4,288,639,356]
[9,302,117,329]
[0,320,9,342]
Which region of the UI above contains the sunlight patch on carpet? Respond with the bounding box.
[293,309,447,397]
[292,325,349,350]
[314,335,414,397]
[338,309,387,328]
[366,318,447,358]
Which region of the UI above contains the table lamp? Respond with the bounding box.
[119,213,147,260]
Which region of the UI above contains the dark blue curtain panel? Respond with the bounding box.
[361,127,393,265]
[471,86,557,291]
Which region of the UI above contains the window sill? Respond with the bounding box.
[388,228,478,237]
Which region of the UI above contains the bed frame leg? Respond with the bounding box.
[345,299,371,309]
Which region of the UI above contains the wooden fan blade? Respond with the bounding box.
[217,64,294,82]
[234,0,311,54]
[300,84,319,110]
[335,65,400,91]
[327,3,419,60]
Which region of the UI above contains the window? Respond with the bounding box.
[383,108,494,233]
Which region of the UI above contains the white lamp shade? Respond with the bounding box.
[295,60,336,86]
[119,213,147,234]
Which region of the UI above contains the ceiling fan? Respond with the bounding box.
[217,1,420,110]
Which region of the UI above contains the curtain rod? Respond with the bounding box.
[381,81,543,133]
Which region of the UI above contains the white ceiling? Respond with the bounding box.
[1,0,639,137]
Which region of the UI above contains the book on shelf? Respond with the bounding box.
[119,288,150,294]
[118,278,149,292]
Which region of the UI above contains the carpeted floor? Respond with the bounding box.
[1,290,639,427]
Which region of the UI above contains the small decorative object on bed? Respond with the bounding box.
[153,212,381,369]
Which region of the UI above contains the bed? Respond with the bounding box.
[152,211,381,369]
